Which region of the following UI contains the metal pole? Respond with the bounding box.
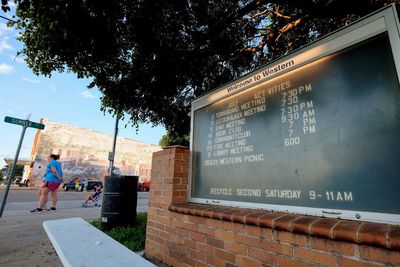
[0,125,27,217]
[7,164,11,178]
[108,113,119,175]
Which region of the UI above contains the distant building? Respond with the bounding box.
[26,119,161,185]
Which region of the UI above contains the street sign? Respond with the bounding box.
[1,115,45,217]
[4,116,45,129]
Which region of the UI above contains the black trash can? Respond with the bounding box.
[101,175,138,230]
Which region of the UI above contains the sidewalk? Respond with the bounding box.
[0,206,101,266]
[0,190,149,266]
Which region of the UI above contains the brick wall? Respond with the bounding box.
[145,146,400,267]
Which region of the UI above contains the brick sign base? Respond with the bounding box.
[145,146,400,267]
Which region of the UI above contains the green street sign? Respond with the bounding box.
[4,116,45,130]
[1,115,44,217]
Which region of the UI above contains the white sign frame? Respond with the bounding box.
[189,5,400,224]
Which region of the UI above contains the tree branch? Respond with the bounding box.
[249,33,272,39]
[250,7,291,20]
[275,17,301,40]
[250,8,271,19]
[237,0,388,19]
[236,0,271,19]
[272,8,291,19]
[241,17,303,53]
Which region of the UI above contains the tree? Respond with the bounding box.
[0,164,24,179]
[159,131,190,147]
[1,0,10,12]
[7,0,398,139]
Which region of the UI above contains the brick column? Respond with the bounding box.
[145,146,189,263]
[145,145,400,267]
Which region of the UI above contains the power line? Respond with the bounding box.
[0,15,16,23]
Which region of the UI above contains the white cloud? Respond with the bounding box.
[49,86,57,91]
[10,55,25,63]
[0,23,12,36]
[22,77,41,84]
[0,40,14,53]
[81,91,95,98]
[0,63,13,74]
[0,23,17,56]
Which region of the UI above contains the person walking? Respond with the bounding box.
[30,154,63,212]
[37,177,47,210]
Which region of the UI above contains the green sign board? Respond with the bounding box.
[4,116,45,130]
[190,6,400,224]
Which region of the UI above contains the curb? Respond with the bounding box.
[0,185,40,191]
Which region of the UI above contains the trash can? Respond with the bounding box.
[101,175,138,230]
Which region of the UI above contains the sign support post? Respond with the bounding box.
[108,113,119,176]
[0,125,27,217]
[0,116,45,218]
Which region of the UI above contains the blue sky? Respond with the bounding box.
[0,11,165,167]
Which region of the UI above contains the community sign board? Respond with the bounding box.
[189,5,400,224]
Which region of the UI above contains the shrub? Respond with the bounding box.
[90,212,147,251]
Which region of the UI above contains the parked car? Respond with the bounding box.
[62,177,103,191]
[138,181,150,191]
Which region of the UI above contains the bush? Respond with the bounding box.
[159,131,189,147]
[90,213,147,251]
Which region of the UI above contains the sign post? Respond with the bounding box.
[0,116,45,217]
[108,113,119,176]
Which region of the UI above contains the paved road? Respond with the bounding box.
[0,188,149,266]
[0,188,149,213]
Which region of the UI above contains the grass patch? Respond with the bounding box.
[90,212,147,252]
